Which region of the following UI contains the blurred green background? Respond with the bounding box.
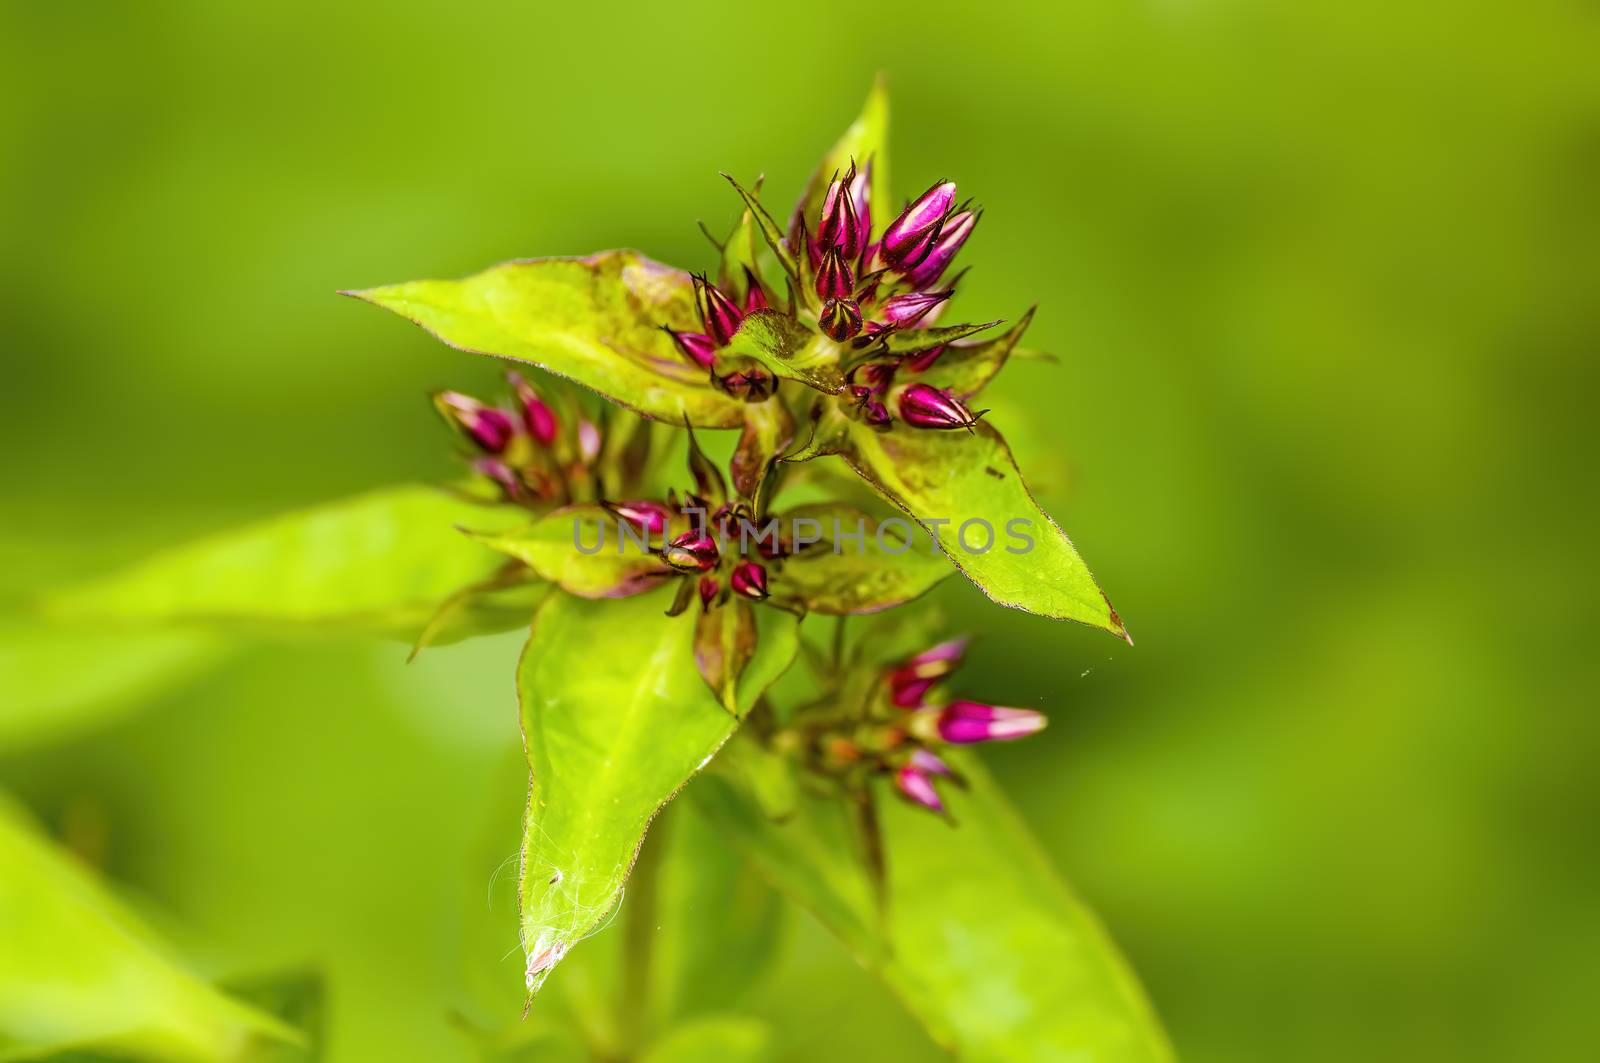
[3,0,1597,1059]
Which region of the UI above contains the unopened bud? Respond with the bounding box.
[664,327,718,369]
[905,210,976,290]
[880,288,952,327]
[507,371,558,445]
[663,529,720,572]
[898,383,982,430]
[881,181,957,272]
[819,298,863,341]
[436,391,517,454]
[817,165,867,260]
[693,273,743,346]
[934,701,1047,744]
[894,764,944,813]
[730,560,769,600]
[815,246,855,301]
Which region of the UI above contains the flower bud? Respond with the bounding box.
[849,162,873,250]
[888,637,968,707]
[605,499,672,536]
[904,344,946,373]
[741,267,769,312]
[819,298,863,341]
[698,575,722,609]
[577,419,602,463]
[862,399,891,426]
[880,288,952,327]
[894,764,944,813]
[817,165,866,260]
[663,529,720,572]
[472,456,521,496]
[815,246,855,301]
[664,327,718,369]
[730,560,769,601]
[909,748,954,776]
[905,210,976,290]
[880,181,957,272]
[898,383,982,430]
[507,371,558,446]
[436,391,517,454]
[719,368,775,402]
[934,700,1047,744]
[693,274,743,346]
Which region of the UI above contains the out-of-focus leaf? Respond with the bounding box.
[467,506,669,600]
[0,796,299,1061]
[640,1015,771,1063]
[42,486,528,638]
[215,970,325,1063]
[691,754,1172,1063]
[0,623,226,753]
[516,589,798,997]
[346,252,748,428]
[793,75,890,244]
[777,503,949,614]
[693,599,758,714]
[730,400,794,503]
[721,311,844,393]
[910,308,1037,399]
[839,421,1126,636]
[652,802,785,1026]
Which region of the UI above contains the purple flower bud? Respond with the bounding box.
[881,181,957,272]
[817,165,866,260]
[730,560,769,601]
[664,327,718,369]
[507,372,558,446]
[815,246,855,301]
[909,748,954,776]
[905,210,976,290]
[436,391,517,454]
[577,419,601,463]
[903,344,946,373]
[606,500,672,536]
[849,162,873,249]
[888,638,968,707]
[881,289,952,327]
[741,267,769,312]
[693,274,743,346]
[698,575,721,609]
[663,529,720,572]
[898,383,981,430]
[935,701,1047,744]
[819,298,863,342]
[719,368,775,402]
[472,456,521,496]
[894,764,944,813]
[862,399,891,426]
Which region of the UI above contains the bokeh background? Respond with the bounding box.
[4,0,1598,1059]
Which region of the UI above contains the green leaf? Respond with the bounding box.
[839,421,1126,636]
[719,176,798,285]
[776,503,949,614]
[911,308,1037,399]
[345,252,748,428]
[721,312,845,393]
[692,751,1172,1062]
[468,506,669,600]
[516,589,798,996]
[641,1016,771,1063]
[693,600,758,713]
[42,486,529,639]
[0,623,226,753]
[878,319,1002,355]
[797,76,890,244]
[0,795,300,1061]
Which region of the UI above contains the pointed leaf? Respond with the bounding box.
[909,308,1037,399]
[878,319,1002,355]
[795,76,890,243]
[43,486,530,638]
[517,590,798,995]
[720,176,798,284]
[692,749,1172,1062]
[837,421,1125,636]
[0,795,300,1061]
[467,505,669,600]
[346,252,748,428]
[776,504,949,614]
